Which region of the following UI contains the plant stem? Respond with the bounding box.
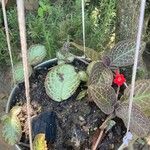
[116,86,120,99]
[92,113,115,150]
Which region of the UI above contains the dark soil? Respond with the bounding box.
[10,59,127,150]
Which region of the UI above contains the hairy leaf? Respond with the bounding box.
[45,64,80,102]
[28,44,47,66]
[33,134,48,150]
[88,62,113,86]
[1,106,22,145]
[116,102,150,137]
[108,40,145,67]
[122,80,150,116]
[88,84,116,114]
[70,42,100,61]
[14,62,32,83]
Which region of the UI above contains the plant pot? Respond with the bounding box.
[6,58,57,150]
[6,57,125,150]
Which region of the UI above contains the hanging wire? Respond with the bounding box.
[16,0,33,149]
[81,0,86,57]
[1,0,16,85]
[118,0,146,149]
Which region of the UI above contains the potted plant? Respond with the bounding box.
[1,40,150,150]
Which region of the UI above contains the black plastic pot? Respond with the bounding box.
[6,57,87,150]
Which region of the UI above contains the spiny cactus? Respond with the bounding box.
[45,64,80,102]
[13,62,32,83]
[28,44,47,66]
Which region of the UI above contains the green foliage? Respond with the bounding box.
[116,102,150,137]
[70,42,100,61]
[76,90,87,100]
[78,71,88,82]
[88,61,113,86]
[28,44,47,65]
[45,64,80,102]
[13,62,32,83]
[88,84,116,114]
[108,40,146,67]
[121,80,150,117]
[1,106,22,145]
[0,0,117,66]
[56,42,75,64]
[33,133,48,150]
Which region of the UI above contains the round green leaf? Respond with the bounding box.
[28,44,47,65]
[14,62,32,83]
[45,64,80,102]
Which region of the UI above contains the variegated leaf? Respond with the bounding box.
[45,64,80,102]
[88,62,113,86]
[108,40,145,67]
[70,42,101,61]
[88,84,117,114]
[33,134,48,150]
[122,80,150,116]
[116,102,150,137]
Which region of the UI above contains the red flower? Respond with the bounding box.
[113,70,126,86]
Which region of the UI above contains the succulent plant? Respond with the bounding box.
[45,64,80,102]
[28,44,47,66]
[13,62,32,83]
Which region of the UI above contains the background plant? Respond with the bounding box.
[0,0,117,66]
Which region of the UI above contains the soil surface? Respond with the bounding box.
[8,59,150,150]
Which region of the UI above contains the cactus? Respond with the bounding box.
[28,44,47,65]
[45,64,80,102]
[13,62,32,83]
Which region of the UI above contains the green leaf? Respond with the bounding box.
[115,102,150,137]
[28,44,47,65]
[33,134,48,150]
[122,79,150,116]
[1,106,22,145]
[88,62,113,86]
[76,90,87,100]
[45,64,80,102]
[78,71,88,82]
[13,62,32,83]
[108,40,146,67]
[70,42,101,61]
[88,84,117,114]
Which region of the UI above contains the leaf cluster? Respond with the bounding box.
[85,39,150,138]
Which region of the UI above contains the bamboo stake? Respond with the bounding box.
[16,0,33,149]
